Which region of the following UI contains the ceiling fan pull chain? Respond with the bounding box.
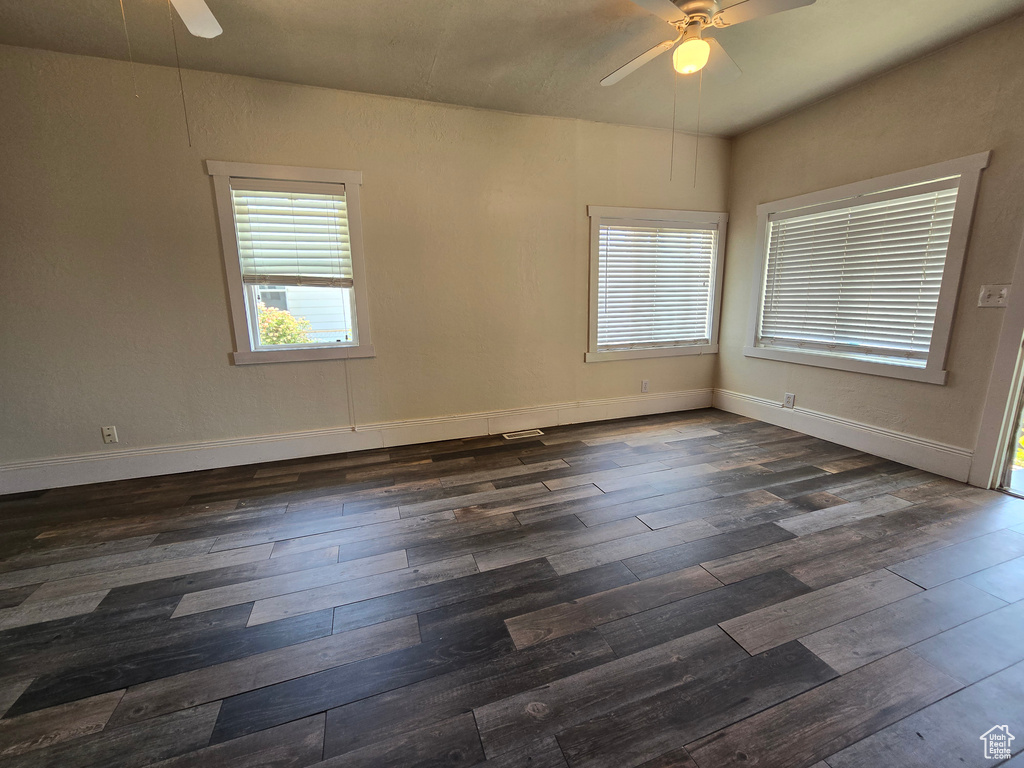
[117,0,139,98]
[694,67,703,188]
[670,69,679,181]
[167,0,193,147]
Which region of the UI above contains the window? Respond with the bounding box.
[586,206,727,362]
[208,161,373,364]
[745,152,989,385]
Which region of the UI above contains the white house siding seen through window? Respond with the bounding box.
[596,222,717,351]
[757,182,959,368]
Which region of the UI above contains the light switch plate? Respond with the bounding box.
[979,284,1010,307]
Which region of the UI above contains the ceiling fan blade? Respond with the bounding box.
[629,0,687,24]
[169,0,223,38]
[704,37,741,80]
[715,0,814,26]
[601,38,676,86]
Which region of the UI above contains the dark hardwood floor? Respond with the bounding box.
[2,408,1024,767]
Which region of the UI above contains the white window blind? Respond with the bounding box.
[757,181,959,368]
[596,221,717,351]
[231,186,353,288]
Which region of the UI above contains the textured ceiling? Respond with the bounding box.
[2,0,1023,136]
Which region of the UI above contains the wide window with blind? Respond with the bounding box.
[208,162,373,364]
[745,153,989,385]
[586,206,727,363]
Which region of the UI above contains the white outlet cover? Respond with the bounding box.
[978,284,1010,307]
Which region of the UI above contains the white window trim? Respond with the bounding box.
[743,151,991,385]
[207,161,374,365]
[585,205,727,363]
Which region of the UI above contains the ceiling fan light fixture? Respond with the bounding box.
[672,37,711,74]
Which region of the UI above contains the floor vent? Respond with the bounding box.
[502,429,544,440]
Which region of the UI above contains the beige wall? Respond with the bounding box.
[717,15,1024,451]
[0,45,730,465]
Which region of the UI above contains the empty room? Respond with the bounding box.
[4,0,1024,765]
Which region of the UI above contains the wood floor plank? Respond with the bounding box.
[397,482,551,518]
[8,607,334,716]
[541,463,673,492]
[405,515,583,568]
[323,629,614,759]
[799,579,1006,673]
[701,525,877,585]
[775,495,913,536]
[0,534,159,576]
[439,459,569,488]
[909,599,1024,684]
[0,589,109,631]
[684,651,963,768]
[209,507,402,552]
[329,558,558,635]
[24,544,275,602]
[719,569,922,655]
[0,688,124,757]
[110,615,420,727]
[417,563,636,644]
[454,484,603,522]
[504,566,721,649]
[265,510,451,557]
[474,625,746,759]
[172,550,407,618]
[961,554,1024,602]
[473,518,648,573]
[99,545,341,610]
[888,529,1024,588]
[0,584,39,610]
[784,528,947,589]
[0,537,216,591]
[575,486,720,528]
[636,747,698,768]
[1,702,222,768]
[209,623,512,743]
[319,712,484,768]
[598,570,812,657]
[0,678,33,718]
[546,519,719,576]
[554,641,836,768]
[247,554,479,626]
[824,660,1024,768]
[146,713,325,768]
[639,489,784,530]
[623,522,796,581]
[477,737,569,768]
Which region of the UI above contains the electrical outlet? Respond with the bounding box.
[101,426,118,444]
[641,380,649,394]
[783,393,796,409]
[978,284,1010,307]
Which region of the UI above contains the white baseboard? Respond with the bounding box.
[0,389,714,494]
[713,388,973,482]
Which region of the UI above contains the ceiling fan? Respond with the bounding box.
[168,0,223,38]
[602,0,815,86]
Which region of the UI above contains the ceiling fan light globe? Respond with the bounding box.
[672,38,711,74]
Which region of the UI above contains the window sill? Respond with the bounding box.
[231,344,375,365]
[742,346,947,385]
[585,344,718,363]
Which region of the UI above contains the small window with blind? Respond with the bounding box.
[745,153,989,385]
[207,162,373,364]
[586,206,727,363]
